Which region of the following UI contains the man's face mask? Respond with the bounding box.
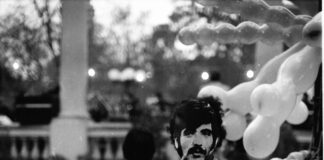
[176,123,213,160]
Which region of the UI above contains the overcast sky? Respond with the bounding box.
[0,0,176,25]
[0,0,178,37]
[90,0,175,27]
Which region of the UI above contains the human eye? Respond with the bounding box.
[201,129,212,136]
[183,129,194,136]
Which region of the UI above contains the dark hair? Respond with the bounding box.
[123,128,155,160]
[168,97,226,156]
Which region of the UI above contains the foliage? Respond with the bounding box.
[89,6,150,69]
[0,0,60,100]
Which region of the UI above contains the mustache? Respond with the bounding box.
[187,146,207,155]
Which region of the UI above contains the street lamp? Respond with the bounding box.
[107,67,147,121]
[135,70,146,83]
[246,69,254,79]
[12,62,20,70]
[107,67,147,83]
[201,71,210,81]
[88,68,96,77]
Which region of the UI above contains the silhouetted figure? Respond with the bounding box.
[125,91,140,120]
[123,128,156,160]
[154,92,174,113]
[88,99,108,122]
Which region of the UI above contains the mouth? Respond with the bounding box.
[191,153,204,158]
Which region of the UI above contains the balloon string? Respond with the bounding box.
[315,135,322,159]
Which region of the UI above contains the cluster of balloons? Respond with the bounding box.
[197,41,306,141]
[181,0,322,158]
[245,40,321,158]
[195,0,310,28]
[178,20,305,46]
[177,0,312,47]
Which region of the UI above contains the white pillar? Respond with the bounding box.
[50,0,90,160]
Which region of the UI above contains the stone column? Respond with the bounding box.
[50,0,90,159]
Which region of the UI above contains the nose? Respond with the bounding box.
[192,134,203,145]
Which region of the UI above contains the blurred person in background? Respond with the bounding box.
[123,127,156,160]
[168,97,226,160]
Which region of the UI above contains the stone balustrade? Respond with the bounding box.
[0,122,311,160]
[0,122,131,160]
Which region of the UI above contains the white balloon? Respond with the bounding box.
[255,42,305,84]
[250,84,281,116]
[222,111,247,141]
[302,12,322,47]
[272,82,297,124]
[277,46,321,94]
[197,25,216,45]
[178,27,196,45]
[287,101,309,125]
[227,81,258,114]
[243,116,280,158]
[197,43,305,116]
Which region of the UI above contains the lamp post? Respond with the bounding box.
[108,68,146,83]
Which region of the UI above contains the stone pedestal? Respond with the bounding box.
[50,117,88,160]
